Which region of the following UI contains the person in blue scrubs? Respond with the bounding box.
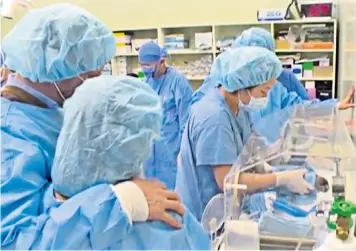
[139,41,193,190]
[232,27,355,124]
[50,75,210,250]
[192,28,355,125]
[1,4,184,250]
[232,27,308,99]
[175,47,316,221]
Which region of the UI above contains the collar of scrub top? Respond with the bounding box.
[3,74,59,109]
[211,86,239,119]
[145,65,169,79]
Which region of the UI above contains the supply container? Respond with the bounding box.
[303,62,314,78]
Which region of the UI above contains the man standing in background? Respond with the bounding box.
[139,41,193,189]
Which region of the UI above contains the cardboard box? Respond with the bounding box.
[303,62,314,78]
[276,40,290,50]
[116,46,132,55]
[164,41,189,49]
[164,34,186,43]
[313,66,333,78]
[132,39,158,52]
[195,32,213,50]
[301,42,334,49]
[113,32,132,44]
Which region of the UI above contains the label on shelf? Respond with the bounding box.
[257,9,285,21]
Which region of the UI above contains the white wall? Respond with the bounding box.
[1,0,290,38]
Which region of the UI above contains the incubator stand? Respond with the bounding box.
[222,104,356,250]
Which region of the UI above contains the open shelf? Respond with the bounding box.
[167,49,213,55]
[111,20,337,97]
[276,49,334,53]
[298,77,334,81]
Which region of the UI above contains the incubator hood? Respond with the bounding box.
[222,103,356,250]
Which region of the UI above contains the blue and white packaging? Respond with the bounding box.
[257,9,286,21]
[292,64,303,79]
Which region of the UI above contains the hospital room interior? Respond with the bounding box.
[1,0,356,250]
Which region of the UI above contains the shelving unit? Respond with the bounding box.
[187,76,206,81]
[168,49,213,55]
[111,18,337,96]
[275,49,334,53]
[298,77,334,81]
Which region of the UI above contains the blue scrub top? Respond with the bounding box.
[42,193,211,250]
[175,87,250,221]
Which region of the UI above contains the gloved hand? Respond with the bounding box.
[275,169,314,195]
[337,85,355,110]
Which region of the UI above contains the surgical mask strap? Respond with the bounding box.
[78,76,85,82]
[235,92,241,116]
[53,75,85,102]
[238,90,250,106]
[53,82,66,102]
[247,90,253,104]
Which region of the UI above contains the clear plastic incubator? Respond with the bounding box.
[205,104,356,250]
[338,0,356,148]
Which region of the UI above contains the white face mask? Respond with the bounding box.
[246,90,268,110]
[248,96,269,109]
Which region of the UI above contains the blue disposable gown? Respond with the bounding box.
[278,69,308,100]
[175,87,251,221]
[248,82,338,125]
[42,196,211,250]
[144,67,193,189]
[1,78,134,249]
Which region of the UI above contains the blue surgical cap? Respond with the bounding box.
[139,41,164,63]
[2,3,116,83]
[52,75,162,197]
[232,27,276,52]
[210,50,233,84]
[220,47,282,92]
